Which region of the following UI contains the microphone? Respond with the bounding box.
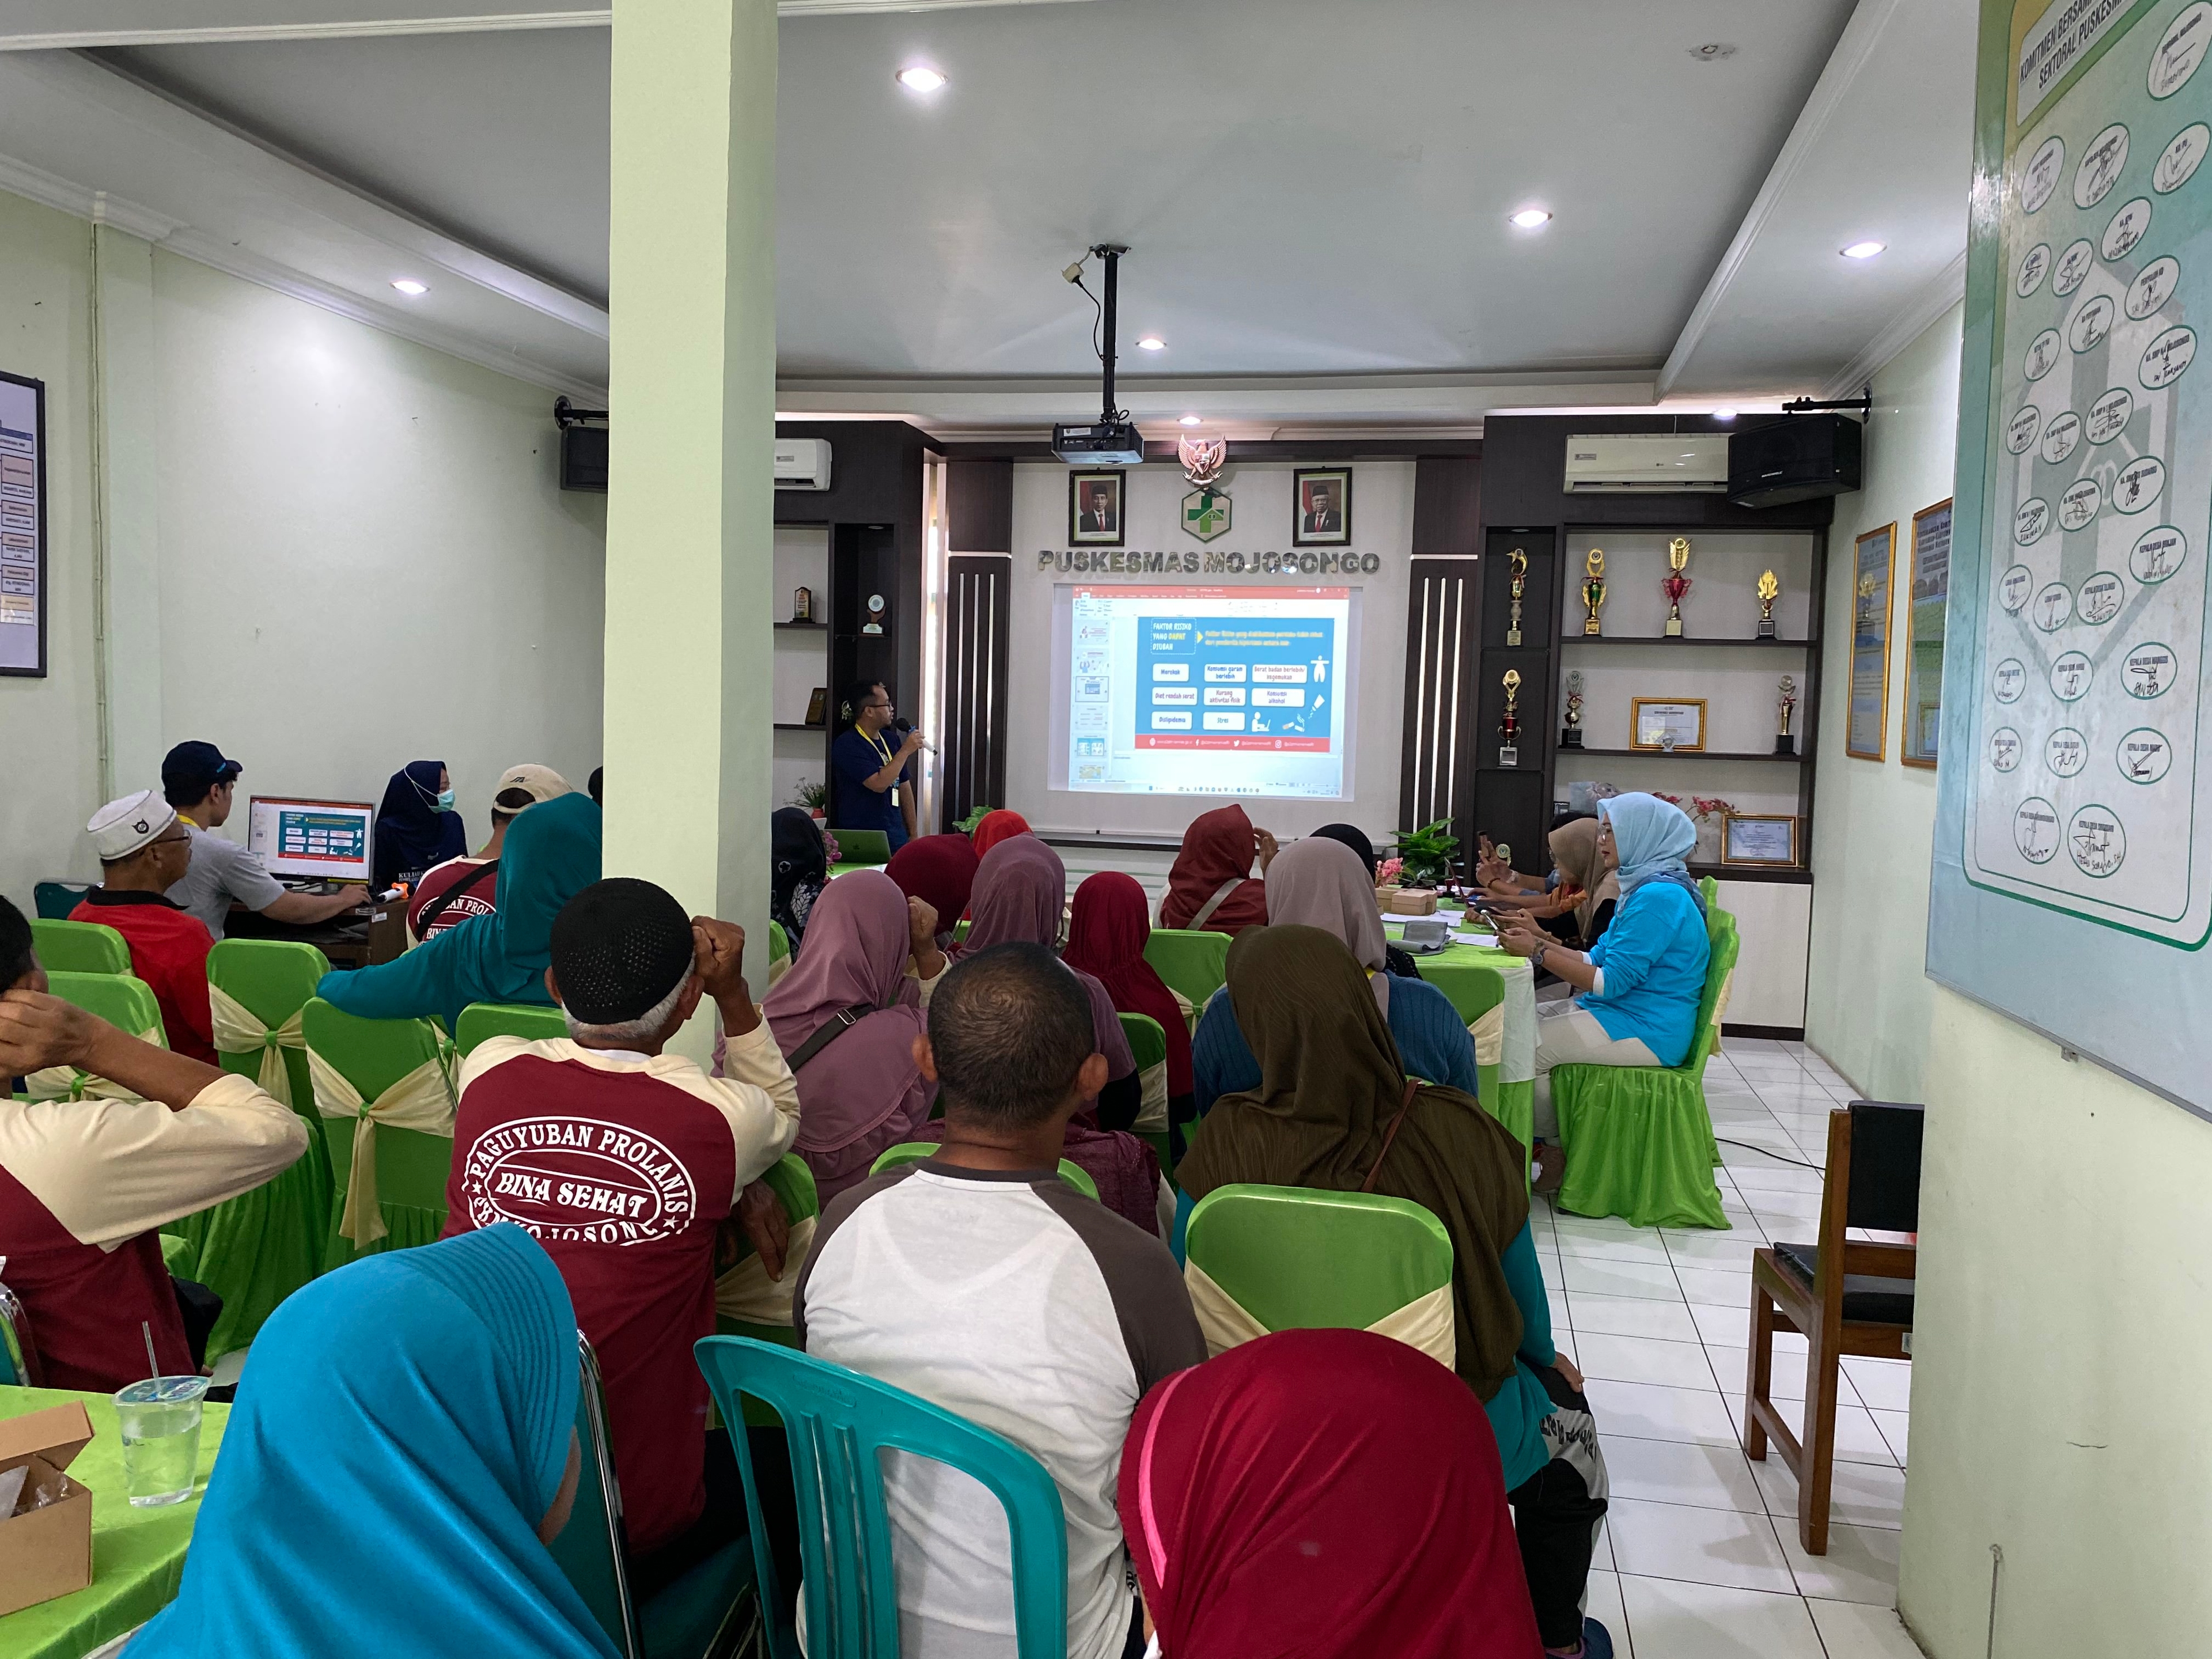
[892,718,936,755]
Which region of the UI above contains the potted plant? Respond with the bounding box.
[793,780,828,821]
[956,804,993,835]
[1390,819,1460,896]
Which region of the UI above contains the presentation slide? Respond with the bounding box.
[1051,584,1358,798]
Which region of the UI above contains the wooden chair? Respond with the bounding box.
[1745,1099,1922,1554]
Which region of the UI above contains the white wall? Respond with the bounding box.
[1804,304,1959,1099]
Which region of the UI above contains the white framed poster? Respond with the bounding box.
[0,372,43,677]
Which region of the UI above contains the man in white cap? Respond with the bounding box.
[67,790,220,1063]
[406,763,573,943]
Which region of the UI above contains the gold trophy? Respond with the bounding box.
[1777,673,1798,756]
[1581,548,1607,635]
[1560,669,1585,748]
[1499,669,1522,767]
[1662,536,1692,636]
[1506,547,1528,646]
[1756,569,1779,639]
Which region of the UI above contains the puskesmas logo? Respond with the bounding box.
[461,1116,699,1245]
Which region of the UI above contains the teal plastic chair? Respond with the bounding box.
[0,1276,40,1387]
[32,881,91,921]
[869,1141,1100,1201]
[455,1001,570,1056]
[28,918,131,975]
[553,1334,759,1659]
[1185,1184,1455,1337]
[1118,1011,1175,1176]
[827,828,893,866]
[1554,909,1739,1229]
[1142,927,1231,1006]
[693,1336,1069,1659]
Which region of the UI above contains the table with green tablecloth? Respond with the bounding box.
[0,1386,229,1659]
[1382,915,1539,1160]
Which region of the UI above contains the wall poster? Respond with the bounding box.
[1930,0,2212,1116]
[0,371,44,677]
[1903,498,1953,767]
[1847,522,1896,759]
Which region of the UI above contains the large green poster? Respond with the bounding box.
[1931,0,2212,1113]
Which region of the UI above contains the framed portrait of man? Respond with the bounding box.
[1069,471,1124,546]
[1293,468,1352,546]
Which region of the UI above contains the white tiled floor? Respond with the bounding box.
[1540,1038,1927,1658]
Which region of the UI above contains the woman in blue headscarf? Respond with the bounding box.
[374,760,469,889]
[118,1225,616,1659]
[1494,792,1711,1190]
[319,790,602,1032]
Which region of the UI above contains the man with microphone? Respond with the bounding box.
[831,680,925,853]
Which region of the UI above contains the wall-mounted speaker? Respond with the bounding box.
[1726,414,1862,508]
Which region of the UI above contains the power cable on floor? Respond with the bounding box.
[1713,1137,1823,1172]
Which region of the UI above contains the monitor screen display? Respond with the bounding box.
[247,797,375,883]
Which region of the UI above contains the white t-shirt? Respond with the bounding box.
[170,822,287,940]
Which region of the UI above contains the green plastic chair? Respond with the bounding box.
[694,1335,1069,1659]
[1185,1184,1455,1334]
[1142,927,1232,1006]
[1118,1011,1174,1175]
[869,1142,1100,1201]
[1554,910,1739,1229]
[454,1001,570,1056]
[164,940,336,1359]
[553,1334,759,1659]
[28,918,131,975]
[827,828,893,866]
[25,972,165,1101]
[301,998,456,1270]
[32,881,92,921]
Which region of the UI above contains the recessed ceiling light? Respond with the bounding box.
[1137,336,1166,351]
[1509,207,1552,229]
[1712,408,1738,421]
[391,279,428,296]
[895,65,947,93]
[1687,43,1738,62]
[1179,415,1202,426]
[1840,240,1887,260]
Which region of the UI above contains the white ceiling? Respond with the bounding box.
[0,0,1982,428]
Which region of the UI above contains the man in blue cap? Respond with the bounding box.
[162,741,368,940]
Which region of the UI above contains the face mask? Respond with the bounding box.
[435,789,456,812]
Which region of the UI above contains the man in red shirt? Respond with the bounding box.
[443,877,798,1590]
[0,896,308,1391]
[68,790,219,1064]
[407,763,572,942]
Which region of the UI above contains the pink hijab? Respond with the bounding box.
[759,870,936,1202]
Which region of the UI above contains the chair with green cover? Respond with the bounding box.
[28,918,131,975]
[162,939,335,1358]
[1142,927,1232,1008]
[32,881,92,921]
[869,1142,1100,1201]
[1552,908,1740,1229]
[20,971,165,1101]
[694,1335,1069,1659]
[1118,1011,1174,1174]
[1700,874,1719,908]
[1182,1184,1457,1365]
[552,1332,759,1659]
[714,1154,823,1430]
[826,828,892,866]
[301,997,457,1269]
[766,921,791,986]
[454,1001,570,1056]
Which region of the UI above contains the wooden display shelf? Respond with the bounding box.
[1558,635,1813,647]
[1690,861,1813,885]
[772,722,825,732]
[1566,746,1805,763]
[774,620,828,630]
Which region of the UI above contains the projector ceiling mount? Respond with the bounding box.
[1053,244,1146,466]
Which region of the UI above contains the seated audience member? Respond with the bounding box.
[1177,925,1611,1659]
[1308,821,1422,976]
[760,869,944,1203]
[1479,816,1613,952]
[0,896,308,1392]
[770,806,830,952]
[1158,804,1274,933]
[797,942,1206,1659]
[69,791,220,1063]
[409,764,571,943]
[588,766,603,806]
[1494,793,1710,1193]
[1063,872,1194,1147]
[373,760,468,891]
[885,832,979,950]
[442,878,798,1592]
[967,808,1031,857]
[955,836,1161,1233]
[162,741,366,940]
[830,680,921,853]
[1119,1328,1544,1658]
[1191,837,1476,1118]
[117,1226,613,1659]
[316,791,601,1033]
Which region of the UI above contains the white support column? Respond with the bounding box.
[90,219,163,799]
[603,0,777,1059]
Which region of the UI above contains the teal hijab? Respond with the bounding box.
[125,1225,616,1659]
[1599,791,1705,912]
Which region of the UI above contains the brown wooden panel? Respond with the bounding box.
[1412,457,1483,554]
[940,555,1012,829]
[1399,558,1482,862]
[946,458,1013,553]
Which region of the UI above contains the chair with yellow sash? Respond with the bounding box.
[1182,1184,1456,1367]
[1117,1012,1175,1176]
[160,940,335,1357]
[454,1000,570,1056]
[301,997,458,1269]
[869,1142,1100,1200]
[28,918,131,975]
[17,971,165,1101]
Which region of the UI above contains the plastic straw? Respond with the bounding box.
[143,1321,158,1380]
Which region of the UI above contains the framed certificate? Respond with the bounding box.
[1847,522,1897,760]
[1630,698,1706,752]
[1900,499,1950,768]
[1721,813,1801,867]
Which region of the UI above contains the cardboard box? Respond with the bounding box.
[1385,887,1440,916]
[0,1401,95,1616]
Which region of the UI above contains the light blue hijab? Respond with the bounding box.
[127,1226,616,1659]
[1598,792,1706,913]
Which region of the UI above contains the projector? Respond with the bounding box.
[1052,421,1146,467]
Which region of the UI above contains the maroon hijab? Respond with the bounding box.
[885,834,978,947]
[1159,804,1270,933]
[1064,871,1192,1097]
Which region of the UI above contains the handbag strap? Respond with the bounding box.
[1361,1078,1421,1194]
[415,858,498,937]
[786,1003,877,1072]
[1185,877,1245,931]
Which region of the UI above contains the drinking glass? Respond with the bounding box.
[114,1376,210,1507]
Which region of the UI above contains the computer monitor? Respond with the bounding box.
[247,797,376,884]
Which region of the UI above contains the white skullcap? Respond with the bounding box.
[88,789,179,862]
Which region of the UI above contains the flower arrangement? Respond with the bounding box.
[1689,796,1737,823]
[1377,856,1404,888]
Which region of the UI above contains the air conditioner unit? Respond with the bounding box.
[1563,434,1730,494]
[774,438,832,491]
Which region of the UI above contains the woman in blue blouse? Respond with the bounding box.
[1494,793,1711,1194]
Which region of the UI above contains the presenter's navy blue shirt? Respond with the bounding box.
[831,729,910,851]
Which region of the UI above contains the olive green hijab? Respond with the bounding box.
[1177,924,1532,1400]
